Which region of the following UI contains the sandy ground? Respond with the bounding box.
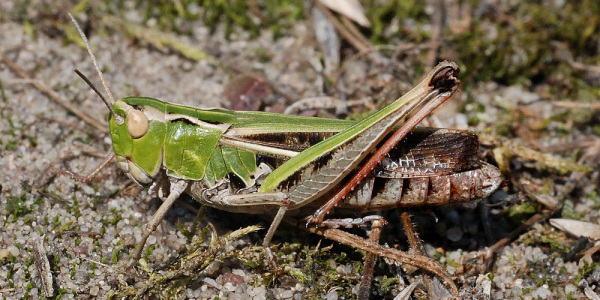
[1,1,599,299]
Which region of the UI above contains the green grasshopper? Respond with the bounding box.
[64,14,502,295]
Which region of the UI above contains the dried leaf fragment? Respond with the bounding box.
[550,218,600,240]
[394,281,421,300]
[318,0,371,27]
[585,285,600,300]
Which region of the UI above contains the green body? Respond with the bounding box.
[106,62,491,212]
[109,96,354,189]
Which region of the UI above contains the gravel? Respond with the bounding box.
[1,1,599,299]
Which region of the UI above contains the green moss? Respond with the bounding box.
[97,0,303,39]
[52,215,61,229]
[0,79,7,103]
[586,190,600,209]
[524,260,558,288]
[62,221,73,232]
[111,246,122,264]
[25,136,37,148]
[6,267,15,288]
[446,257,460,268]
[575,260,599,283]
[294,244,362,298]
[5,139,18,150]
[70,261,77,279]
[251,46,272,62]
[176,221,194,240]
[25,282,33,295]
[56,288,68,299]
[52,254,60,273]
[109,189,121,198]
[561,200,583,220]
[6,193,30,218]
[111,211,122,226]
[507,202,537,224]
[144,244,155,257]
[467,115,480,126]
[71,196,81,219]
[454,1,600,96]
[24,254,34,267]
[364,0,427,44]
[22,216,35,225]
[89,261,97,279]
[242,259,259,269]
[287,267,307,282]
[112,225,260,298]
[532,232,571,254]
[379,276,398,293]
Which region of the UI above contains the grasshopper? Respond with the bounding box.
[64,14,502,296]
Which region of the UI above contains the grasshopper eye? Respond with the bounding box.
[127,109,149,139]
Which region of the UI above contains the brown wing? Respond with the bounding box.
[230,127,481,178]
[374,127,481,178]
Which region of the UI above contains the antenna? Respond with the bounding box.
[74,69,117,117]
[68,13,123,124]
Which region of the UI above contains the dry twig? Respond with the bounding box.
[551,100,600,110]
[1,56,108,132]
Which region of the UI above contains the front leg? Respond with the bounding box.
[131,179,188,266]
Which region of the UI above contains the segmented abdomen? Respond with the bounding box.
[338,162,502,213]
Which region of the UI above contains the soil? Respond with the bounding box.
[1,1,599,299]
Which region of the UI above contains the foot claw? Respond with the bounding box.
[304,215,321,227]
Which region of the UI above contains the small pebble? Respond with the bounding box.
[282,290,293,299]
[222,272,245,285]
[223,282,236,292]
[252,286,266,298]
[0,249,9,260]
[232,268,246,277]
[89,286,99,296]
[534,285,552,298]
[564,284,577,295]
[203,277,222,290]
[492,291,504,299]
[7,245,20,257]
[325,290,338,300]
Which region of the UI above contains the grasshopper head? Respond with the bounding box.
[109,98,166,185]
[68,14,166,186]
